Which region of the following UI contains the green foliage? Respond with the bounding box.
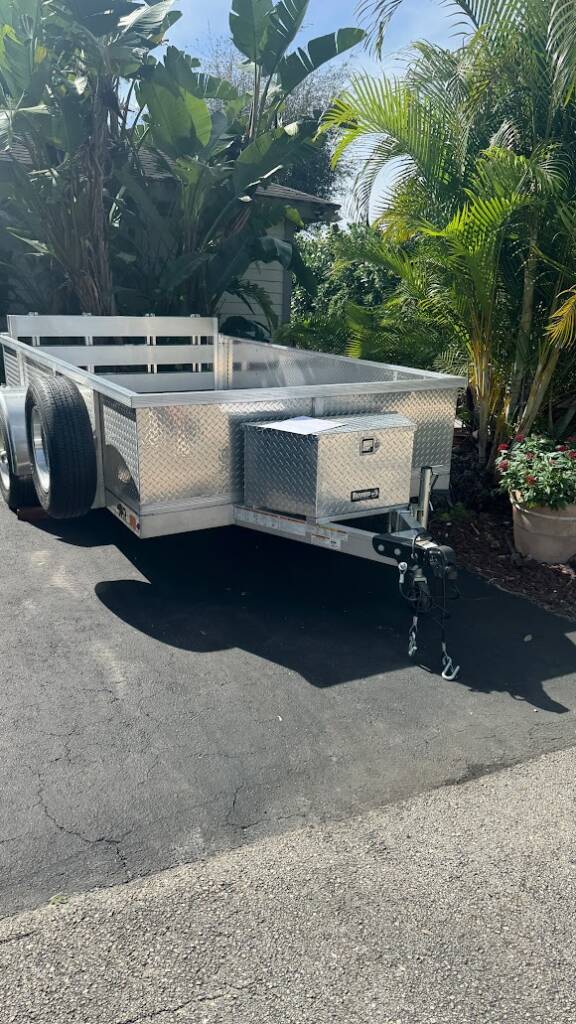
[282,229,443,368]
[496,435,576,510]
[279,224,397,353]
[283,223,469,370]
[230,0,273,64]
[0,0,364,322]
[323,1,576,465]
[276,29,365,94]
[291,226,393,317]
[191,33,351,201]
[361,0,576,85]
[229,0,363,139]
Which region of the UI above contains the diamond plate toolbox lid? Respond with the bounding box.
[243,414,416,519]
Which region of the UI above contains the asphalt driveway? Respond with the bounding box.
[1,502,575,918]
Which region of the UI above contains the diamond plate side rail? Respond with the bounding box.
[102,398,140,504]
[136,399,314,507]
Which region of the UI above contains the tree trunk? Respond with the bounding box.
[472,339,492,466]
[510,218,538,421]
[517,345,560,434]
[72,77,115,315]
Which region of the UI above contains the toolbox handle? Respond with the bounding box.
[360,437,380,454]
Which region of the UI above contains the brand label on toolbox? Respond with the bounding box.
[351,488,380,502]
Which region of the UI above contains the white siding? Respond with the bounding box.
[218,223,289,330]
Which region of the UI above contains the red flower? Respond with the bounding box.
[525,474,537,485]
[515,433,526,442]
[569,451,576,461]
[497,443,509,451]
[498,460,509,471]
[556,444,569,452]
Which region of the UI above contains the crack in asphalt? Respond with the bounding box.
[0,931,36,946]
[226,783,242,826]
[225,784,263,831]
[34,770,132,882]
[115,998,195,1024]
[115,986,253,1023]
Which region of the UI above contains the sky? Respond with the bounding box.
[169,0,457,75]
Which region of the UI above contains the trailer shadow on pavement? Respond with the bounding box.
[4,504,576,918]
[42,511,574,714]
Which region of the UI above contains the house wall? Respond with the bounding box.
[218,222,291,332]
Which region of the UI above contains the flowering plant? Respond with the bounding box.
[496,434,576,509]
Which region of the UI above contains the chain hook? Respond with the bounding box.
[441,642,460,681]
[408,615,419,658]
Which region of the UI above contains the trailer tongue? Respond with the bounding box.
[235,475,460,681]
[0,315,465,678]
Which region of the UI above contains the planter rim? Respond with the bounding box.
[510,492,576,518]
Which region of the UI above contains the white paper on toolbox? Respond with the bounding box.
[257,417,344,434]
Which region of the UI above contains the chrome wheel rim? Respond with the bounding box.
[0,431,10,492]
[31,408,50,491]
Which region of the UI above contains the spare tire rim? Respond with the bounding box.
[31,407,50,491]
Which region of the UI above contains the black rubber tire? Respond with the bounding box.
[0,409,37,512]
[25,376,97,519]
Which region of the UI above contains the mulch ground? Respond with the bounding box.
[431,509,576,622]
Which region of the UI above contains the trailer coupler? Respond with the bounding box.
[373,530,461,680]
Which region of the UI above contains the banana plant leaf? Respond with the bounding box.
[138,79,212,153]
[258,0,308,75]
[62,0,136,37]
[119,0,178,36]
[162,46,240,101]
[229,0,273,64]
[253,234,293,266]
[233,120,317,191]
[277,28,365,94]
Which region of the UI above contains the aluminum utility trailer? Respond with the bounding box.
[0,315,466,678]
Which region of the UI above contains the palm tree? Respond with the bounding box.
[321,0,576,462]
[359,0,576,100]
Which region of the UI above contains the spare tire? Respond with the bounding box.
[0,396,37,511]
[25,375,97,519]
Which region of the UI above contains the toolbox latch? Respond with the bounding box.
[360,437,376,454]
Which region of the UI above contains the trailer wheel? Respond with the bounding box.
[25,376,97,519]
[0,400,37,511]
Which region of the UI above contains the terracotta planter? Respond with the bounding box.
[511,493,576,563]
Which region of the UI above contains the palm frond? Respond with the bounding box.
[434,342,469,376]
[357,0,534,55]
[322,72,468,215]
[548,0,576,102]
[471,145,570,200]
[547,287,576,349]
